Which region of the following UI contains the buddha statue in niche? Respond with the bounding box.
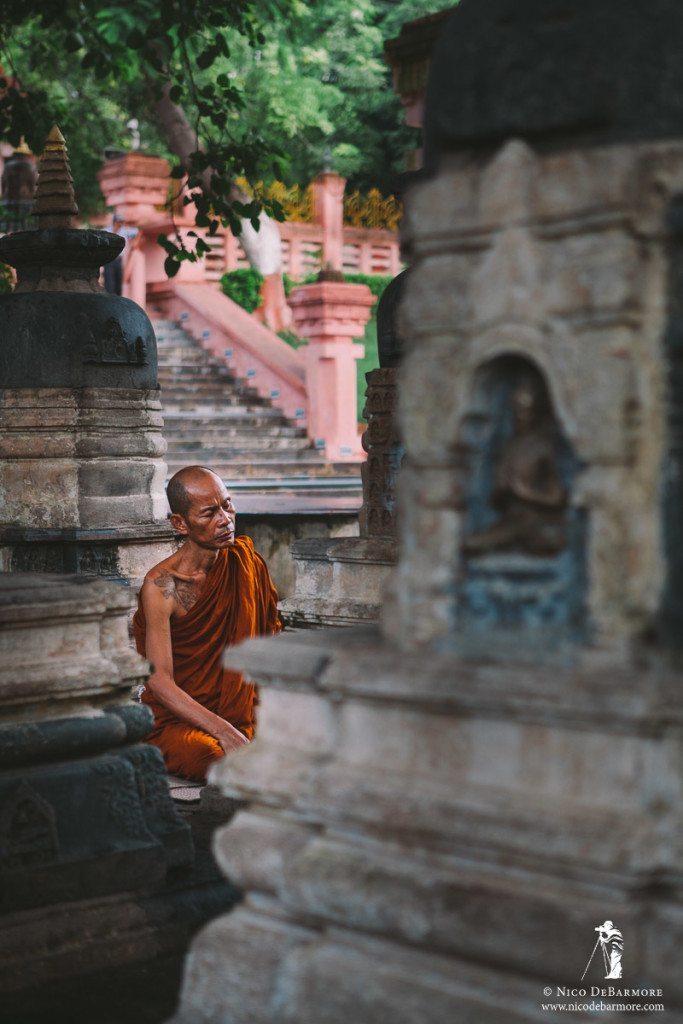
[463,373,568,557]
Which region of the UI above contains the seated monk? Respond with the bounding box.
[132,465,281,783]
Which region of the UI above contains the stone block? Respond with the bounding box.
[532,145,637,223]
[172,908,316,1024]
[212,809,312,895]
[0,387,168,530]
[400,254,475,337]
[541,228,640,316]
[402,162,479,249]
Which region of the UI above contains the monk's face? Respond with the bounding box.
[174,473,236,549]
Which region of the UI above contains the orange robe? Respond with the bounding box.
[132,535,280,782]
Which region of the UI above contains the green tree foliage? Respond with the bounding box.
[0,1,448,266]
[212,0,448,193]
[0,0,291,271]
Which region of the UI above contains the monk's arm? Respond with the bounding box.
[140,579,248,753]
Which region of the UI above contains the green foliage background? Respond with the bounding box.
[0,0,446,216]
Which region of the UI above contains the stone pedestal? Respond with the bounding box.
[0,573,192,989]
[171,627,683,1023]
[289,278,373,459]
[282,367,400,626]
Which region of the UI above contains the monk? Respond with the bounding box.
[132,466,280,783]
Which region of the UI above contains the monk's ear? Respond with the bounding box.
[169,512,189,535]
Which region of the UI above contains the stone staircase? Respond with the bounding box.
[153,319,361,494]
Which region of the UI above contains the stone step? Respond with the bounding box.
[157,348,219,364]
[160,384,266,399]
[164,461,355,480]
[155,339,200,351]
[166,430,309,446]
[166,448,326,464]
[167,436,313,454]
[164,464,360,483]
[162,406,281,419]
[158,377,264,395]
[163,409,287,423]
[158,360,240,376]
[167,424,307,441]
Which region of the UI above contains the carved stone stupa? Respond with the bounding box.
[171,2,683,1021]
[0,127,174,588]
[0,572,192,996]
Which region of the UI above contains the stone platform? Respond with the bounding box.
[171,625,683,1023]
[280,535,396,626]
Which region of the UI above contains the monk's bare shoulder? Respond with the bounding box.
[142,556,201,615]
[141,556,180,615]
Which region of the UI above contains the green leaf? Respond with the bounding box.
[196,46,216,70]
[127,29,145,49]
[164,256,180,278]
[64,31,84,52]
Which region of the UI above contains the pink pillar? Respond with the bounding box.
[311,171,346,273]
[98,153,170,224]
[126,245,147,308]
[289,278,374,459]
[359,241,373,275]
[98,153,172,306]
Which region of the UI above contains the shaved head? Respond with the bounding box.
[167,466,224,517]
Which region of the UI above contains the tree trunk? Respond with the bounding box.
[152,86,291,329]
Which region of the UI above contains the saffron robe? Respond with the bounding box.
[132,536,280,782]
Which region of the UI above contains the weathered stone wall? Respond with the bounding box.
[386,138,683,654]
[169,5,683,1021]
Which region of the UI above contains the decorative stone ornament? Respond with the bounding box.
[32,125,79,228]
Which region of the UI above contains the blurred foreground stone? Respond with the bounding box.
[172,2,683,1022]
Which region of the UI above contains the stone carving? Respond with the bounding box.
[463,371,567,557]
[359,368,403,539]
[0,781,59,868]
[123,744,187,829]
[457,358,583,635]
[11,544,64,574]
[82,318,148,367]
[93,759,152,841]
[76,544,121,578]
[376,269,407,369]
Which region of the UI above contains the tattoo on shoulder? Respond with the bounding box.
[153,570,176,601]
[153,570,199,612]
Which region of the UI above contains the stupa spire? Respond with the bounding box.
[33,125,79,228]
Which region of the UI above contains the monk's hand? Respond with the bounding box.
[216,723,250,754]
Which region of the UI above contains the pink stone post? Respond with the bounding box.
[97,153,172,304]
[311,171,346,272]
[289,278,374,459]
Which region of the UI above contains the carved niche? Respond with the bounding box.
[457,355,586,637]
[82,316,148,366]
[0,781,59,869]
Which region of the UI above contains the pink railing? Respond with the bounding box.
[202,221,400,283]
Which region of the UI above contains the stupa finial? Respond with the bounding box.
[33,125,79,228]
